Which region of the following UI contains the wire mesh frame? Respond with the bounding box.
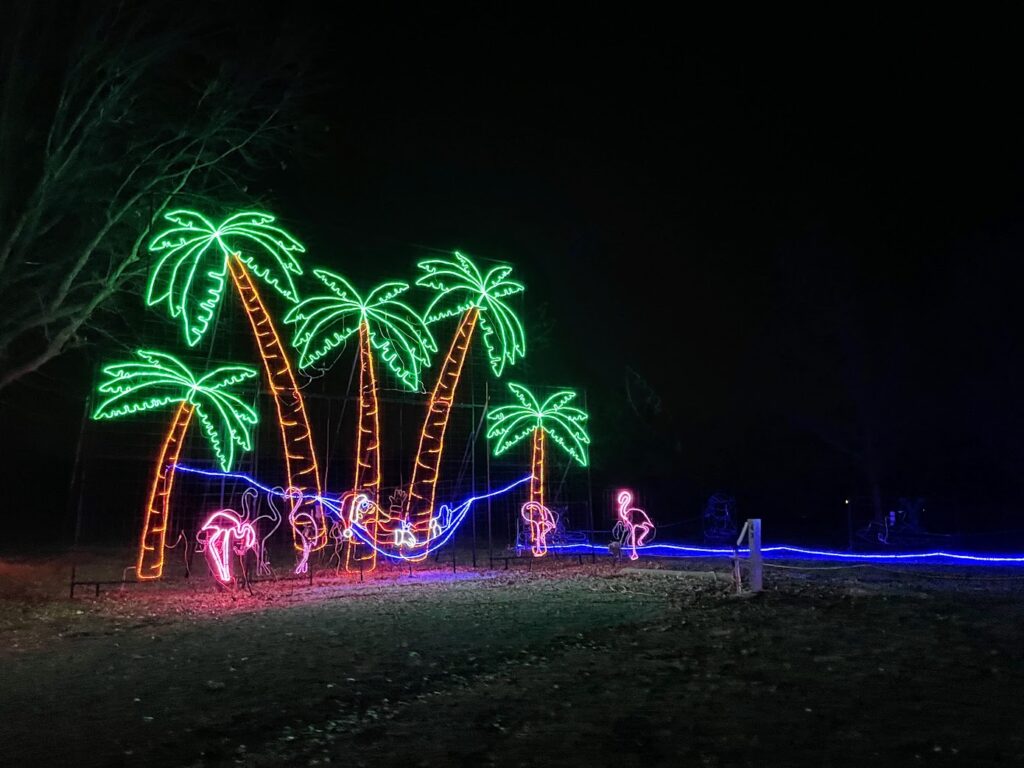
[70,302,595,574]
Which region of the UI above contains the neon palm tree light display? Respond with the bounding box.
[285,269,436,570]
[486,383,590,556]
[92,350,259,580]
[146,210,326,572]
[407,252,526,552]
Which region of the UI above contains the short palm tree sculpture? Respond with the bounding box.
[285,269,435,570]
[93,350,259,579]
[407,252,526,551]
[486,383,590,509]
[146,210,326,573]
[488,383,589,556]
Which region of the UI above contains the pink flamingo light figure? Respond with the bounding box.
[520,501,557,557]
[249,487,281,577]
[615,489,654,560]
[285,487,316,575]
[198,508,258,584]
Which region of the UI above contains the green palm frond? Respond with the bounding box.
[541,405,590,467]
[190,376,259,472]
[93,349,196,419]
[284,270,364,368]
[218,211,304,301]
[486,382,590,466]
[146,209,306,347]
[417,251,525,377]
[92,349,259,472]
[507,381,541,411]
[487,409,538,456]
[285,268,436,388]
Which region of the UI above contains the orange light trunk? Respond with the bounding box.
[406,307,479,542]
[530,427,545,508]
[227,255,326,551]
[136,401,194,580]
[346,321,381,571]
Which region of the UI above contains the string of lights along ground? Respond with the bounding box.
[545,543,1024,565]
[175,464,1024,568]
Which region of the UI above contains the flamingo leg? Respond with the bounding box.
[208,531,232,582]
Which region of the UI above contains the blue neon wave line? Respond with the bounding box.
[546,543,1024,564]
[172,465,345,503]
[173,466,1024,565]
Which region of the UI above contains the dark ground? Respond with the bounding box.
[1,551,1022,767]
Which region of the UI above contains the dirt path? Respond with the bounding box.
[1,559,1023,767]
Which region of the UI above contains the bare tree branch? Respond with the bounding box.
[0,1,306,391]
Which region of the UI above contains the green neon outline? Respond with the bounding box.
[283,269,437,388]
[93,349,259,472]
[486,382,590,467]
[147,209,306,347]
[416,251,526,377]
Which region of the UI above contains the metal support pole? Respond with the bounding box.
[846,499,853,552]
[68,393,90,546]
[486,383,493,567]
[471,370,478,568]
[732,546,742,594]
[748,518,763,593]
[583,389,596,565]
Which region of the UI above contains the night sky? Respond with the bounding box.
[5,7,1024,542]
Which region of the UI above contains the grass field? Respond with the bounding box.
[1,551,1022,767]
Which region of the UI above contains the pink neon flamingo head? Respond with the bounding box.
[235,523,257,552]
[201,509,243,534]
[616,489,633,513]
[285,487,309,528]
[520,500,539,524]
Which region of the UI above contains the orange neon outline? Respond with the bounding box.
[345,320,382,572]
[530,426,546,508]
[405,306,480,557]
[136,401,195,579]
[227,255,327,552]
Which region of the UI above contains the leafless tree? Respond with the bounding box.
[0,2,304,391]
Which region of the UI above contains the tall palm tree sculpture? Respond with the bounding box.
[486,383,590,509]
[93,350,259,580]
[285,269,436,570]
[406,252,526,550]
[146,210,326,573]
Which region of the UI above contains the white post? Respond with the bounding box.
[733,519,749,595]
[748,518,763,592]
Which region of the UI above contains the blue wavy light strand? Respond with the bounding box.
[172,466,1024,566]
[546,542,1024,565]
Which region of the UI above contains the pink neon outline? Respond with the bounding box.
[616,489,655,561]
[199,509,258,583]
[283,487,316,574]
[520,501,557,557]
